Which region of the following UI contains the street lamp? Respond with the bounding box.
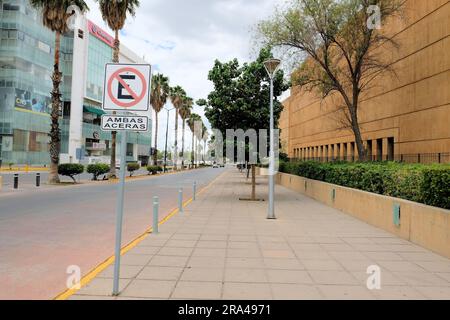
[163,107,175,173]
[264,58,281,220]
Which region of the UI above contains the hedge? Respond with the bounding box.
[147,165,163,175]
[58,164,84,183]
[87,164,110,181]
[279,161,450,210]
[127,163,140,177]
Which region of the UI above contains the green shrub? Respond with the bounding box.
[127,163,140,177]
[58,164,84,183]
[421,167,450,209]
[87,164,110,181]
[279,161,450,209]
[147,165,163,175]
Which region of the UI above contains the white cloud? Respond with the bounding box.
[85,0,281,150]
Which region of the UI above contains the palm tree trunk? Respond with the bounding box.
[191,132,194,168]
[109,29,120,178]
[174,109,179,170]
[181,119,185,169]
[153,112,159,165]
[48,32,62,184]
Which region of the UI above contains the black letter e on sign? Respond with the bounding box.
[118,74,136,100]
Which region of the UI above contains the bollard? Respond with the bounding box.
[178,188,184,213]
[193,182,197,201]
[153,196,159,234]
[36,173,41,187]
[13,174,18,189]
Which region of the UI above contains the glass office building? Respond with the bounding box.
[0,0,152,166]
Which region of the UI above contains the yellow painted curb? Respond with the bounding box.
[54,170,226,300]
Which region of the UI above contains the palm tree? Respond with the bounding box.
[96,0,140,178]
[179,96,193,169]
[169,86,186,170]
[187,113,201,168]
[150,74,170,165]
[29,0,89,184]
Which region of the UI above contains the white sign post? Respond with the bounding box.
[102,63,151,296]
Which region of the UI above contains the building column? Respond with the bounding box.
[382,138,389,161]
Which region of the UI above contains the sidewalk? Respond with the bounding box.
[70,169,450,300]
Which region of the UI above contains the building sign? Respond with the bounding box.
[15,89,51,114]
[91,142,107,151]
[103,64,151,112]
[88,20,115,48]
[101,115,149,132]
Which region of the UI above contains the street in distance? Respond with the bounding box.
[101,115,149,132]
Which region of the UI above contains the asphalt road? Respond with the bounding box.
[0,167,226,300]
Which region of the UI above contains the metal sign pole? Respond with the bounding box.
[112,130,127,296]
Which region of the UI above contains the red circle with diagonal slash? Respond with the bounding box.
[107,67,147,108]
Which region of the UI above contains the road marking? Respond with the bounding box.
[54,170,227,300]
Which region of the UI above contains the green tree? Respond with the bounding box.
[29,0,89,184]
[257,0,404,160]
[96,0,140,178]
[150,73,170,165]
[200,48,289,198]
[169,86,186,170]
[179,96,193,168]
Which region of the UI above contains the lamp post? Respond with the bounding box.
[163,107,175,173]
[264,58,281,220]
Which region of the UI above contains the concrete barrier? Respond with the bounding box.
[276,172,450,259]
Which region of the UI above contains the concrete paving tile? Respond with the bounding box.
[148,255,189,268]
[309,271,359,285]
[351,270,407,286]
[192,248,227,258]
[414,261,450,273]
[97,265,143,279]
[196,241,227,249]
[69,295,116,300]
[120,280,176,299]
[166,240,197,248]
[415,286,450,300]
[295,250,332,260]
[393,271,449,287]
[158,247,194,257]
[228,241,259,249]
[76,278,130,297]
[371,286,426,300]
[320,243,355,252]
[263,258,304,270]
[223,283,272,300]
[436,273,450,282]
[317,285,376,300]
[131,246,161,255]
[266,270,313,284]
[302,259,344,271]
[224,268,268,283]
[200,234,229,241]
[228,235,258,242]
[120,254,153,266]
[136,266,184,281]
[139,238,169,247]
[180,268,224,282]
[227,248,261,258]
[364,251,404,261]
[226,257,265,269]
[378,261,426,272]
[188,256,226,268]
[271,284,323,300]
[261,249,296,259]
[171,233,201,240]
[172,281,223,299]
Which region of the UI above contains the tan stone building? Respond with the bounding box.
[280,0,450,163]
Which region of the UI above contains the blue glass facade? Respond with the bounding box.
[0,0,151,165]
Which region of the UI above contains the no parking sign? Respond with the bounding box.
[102,63,151,112]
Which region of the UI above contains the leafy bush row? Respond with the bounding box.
[279,161,450,210]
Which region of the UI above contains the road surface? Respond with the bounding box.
[0,168,225,299]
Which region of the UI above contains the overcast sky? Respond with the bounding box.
[85,0,287,149]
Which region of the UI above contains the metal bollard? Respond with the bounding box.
[193,182,197,201]
[36,173,41,187]
[153,196,159,234]
[178,188,184,213]
[13,174,18,189]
